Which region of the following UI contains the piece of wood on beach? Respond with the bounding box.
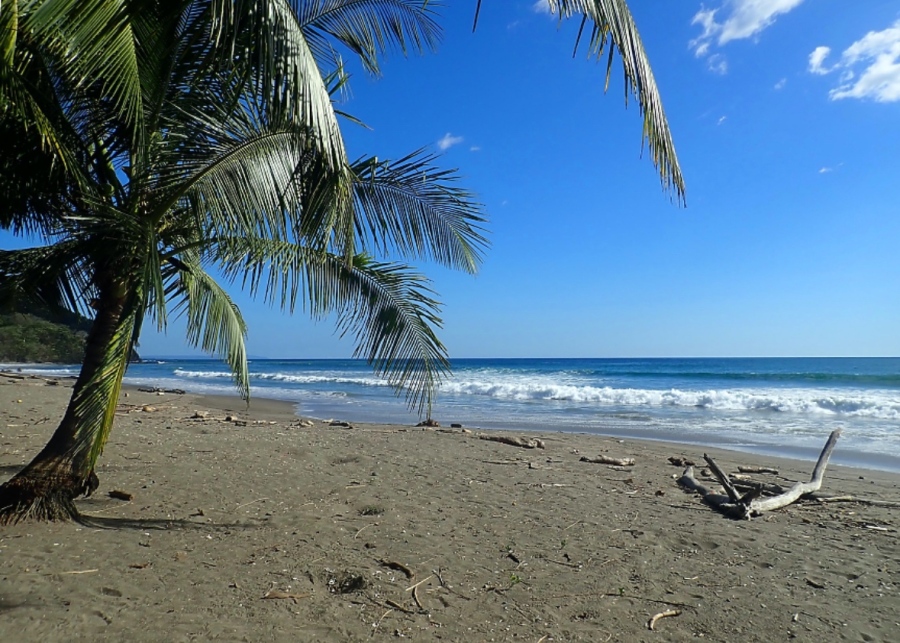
[738,465,779,475]
[678,429,841,519]
[580,455,635,467]
[478,434,545,449]
[812,495,900,508]
[262,589,310,602]
[648,608,681,631]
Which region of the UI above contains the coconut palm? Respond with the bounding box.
[0,0,683,524]
[0,0,486,523]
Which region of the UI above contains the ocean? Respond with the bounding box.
[8,357,900,472]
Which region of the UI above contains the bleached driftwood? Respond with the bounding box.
[678,430,841,519]
[737,465,779,475]
[479,435,545,449]
[580,455,635,467]
[813,495,900,509]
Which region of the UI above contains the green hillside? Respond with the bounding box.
[0,311,89,363]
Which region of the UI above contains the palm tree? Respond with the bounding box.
[0,0,684,524]
[0,0,486,523]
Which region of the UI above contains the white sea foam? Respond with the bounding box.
[0,364,80,377]
[172,369,387,387]
[438,380,900,421]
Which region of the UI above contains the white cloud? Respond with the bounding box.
[809,20,900,102]
[532,0,552,15]
[717,115,728,125]
[437,133,464,151]
[690,0,806,71]
[818,163,843,174]
[808,46,833,75]
[707,53,728,74]
[469,145,481,152]
[774,77,787,90]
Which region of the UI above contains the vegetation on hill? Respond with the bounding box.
[0,312,88,363]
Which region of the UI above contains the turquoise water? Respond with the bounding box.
[10,357,900,471]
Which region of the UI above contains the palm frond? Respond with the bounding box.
[296,0,442,76]
[0,243,96,318]
[210,0,347,167]
[547,0,684,202]
[166,258,250,399]
[70,303,138,471]
[23,0,143,131]
[349,150,488,273]
[211,237,448,414]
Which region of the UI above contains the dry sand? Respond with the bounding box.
[1,373,899,642]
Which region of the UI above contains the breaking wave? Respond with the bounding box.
[439,380,900,420]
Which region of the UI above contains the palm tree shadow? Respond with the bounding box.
[0,594,37,613]
[78,514,255,531]
[0,464,24,478]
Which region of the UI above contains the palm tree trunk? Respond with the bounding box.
[0,271,133,524]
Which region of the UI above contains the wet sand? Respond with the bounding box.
[1,374,899,641]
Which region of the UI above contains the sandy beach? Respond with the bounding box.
[1,373,898,642]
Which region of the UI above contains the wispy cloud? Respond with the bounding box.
[437,132,464,151]
[690,0,806,72]
[717,115,728,125]
[808,20,900,102]
[818,163,843,174]
[469,145,481,152]
[774,77,787,90]
[532,0,552,15]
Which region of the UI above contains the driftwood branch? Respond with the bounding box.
[479,435,545,449]
[580,455,635,467]
[678,430,841,519]
[813,495,900,509]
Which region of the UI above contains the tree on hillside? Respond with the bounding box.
[0,0,683,524]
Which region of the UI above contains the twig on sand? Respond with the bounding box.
[405,575,434,592]
[235,497,268,511]
[60,569,99,574]
[381,560,414,579]
[648,608,681,631]
[355,523,375,538]
[262,589,309,602]
[385,599,415,614]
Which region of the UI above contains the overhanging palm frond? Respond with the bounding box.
[210,0,347,167]
[163,127,308,241]
[548,0,684,202]
[211,237,448,414]
[0,243,96,318]
[296,0,442,76]
[332,254,449,416]
[349,150,488,273]
[166,259,250,399]
[22,0,143,133]
[70,302,138,473]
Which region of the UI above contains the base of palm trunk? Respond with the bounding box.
[0,463,97,525]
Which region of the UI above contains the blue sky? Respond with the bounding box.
[12,1,900,359]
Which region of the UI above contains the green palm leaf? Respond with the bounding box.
[296,0,441,75]
[211,237,447,414]
[349,150,488,273]
[166,258,251,399]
